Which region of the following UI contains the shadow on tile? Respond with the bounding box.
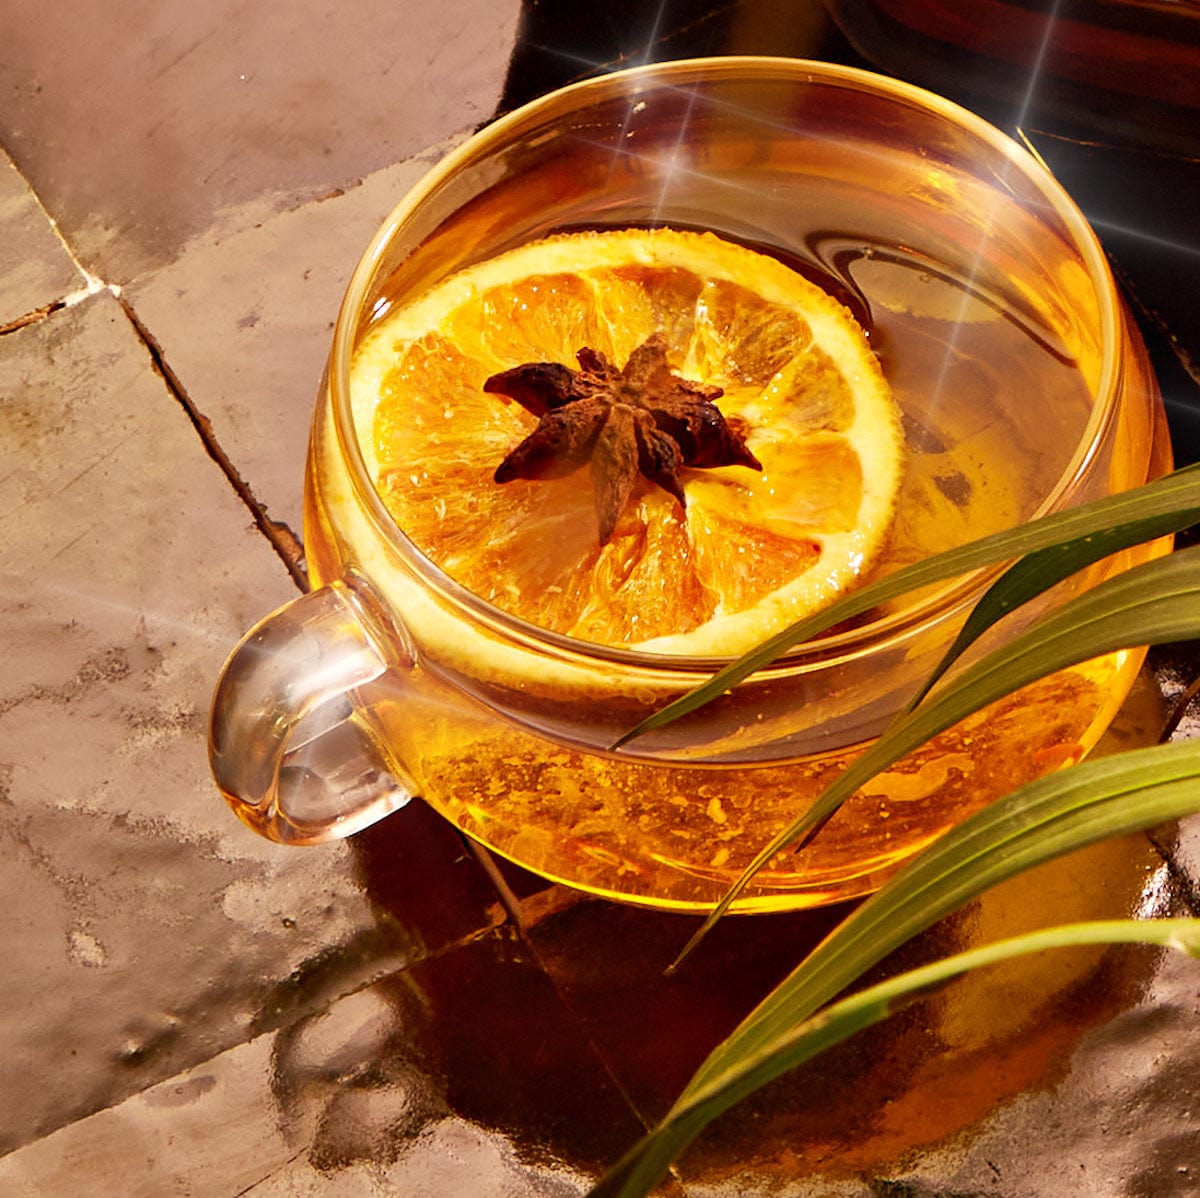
[349,797,509,951]
[267,927,656,1189]
[522,831,1182,1188]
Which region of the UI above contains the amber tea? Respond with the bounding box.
[332,221,1154,908]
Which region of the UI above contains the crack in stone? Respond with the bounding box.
[117,296,309,591]
[0,298,68,336]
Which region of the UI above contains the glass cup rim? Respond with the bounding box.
[326,54,1123,674]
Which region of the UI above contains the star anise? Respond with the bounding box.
[485,333,761,543]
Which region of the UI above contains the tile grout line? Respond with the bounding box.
[0,297,66,337]
[3,154,308,590]
[463,838,529,926]
[1,149,108,314]
[116,297,309,591]
[443,835,670,1145]
[466,856,671,1148]
[0,277,107,338]
[1147,827,1200,916]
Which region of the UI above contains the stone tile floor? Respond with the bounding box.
[2,2,1199,1195]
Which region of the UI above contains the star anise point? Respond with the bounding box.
[487,336,760,543]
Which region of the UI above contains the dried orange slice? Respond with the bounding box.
[351,228,903,656]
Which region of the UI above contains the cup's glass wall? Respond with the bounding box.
[241,59,1168,910]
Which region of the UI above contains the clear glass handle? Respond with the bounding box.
[209,580,417,845]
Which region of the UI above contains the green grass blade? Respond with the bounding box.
[668,544,1200,966]
[612,462,1200,749]
[589,918,1200,1198]
[681,738,1200,1097]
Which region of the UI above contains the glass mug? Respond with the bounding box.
[209,57,1168,912]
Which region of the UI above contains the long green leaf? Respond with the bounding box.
[613,462,1200,749]
[903,517,1184,713]
[587,468,1200,1198]
[681,738,1200,1098]
[669,544,1200,965]
[589,917,1200,1198]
